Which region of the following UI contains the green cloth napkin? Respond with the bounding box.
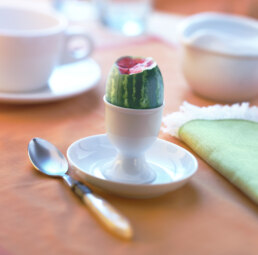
[163,102,258,204]
[180,119,258,204]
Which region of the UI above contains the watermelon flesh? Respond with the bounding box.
[106,56,164,109]
[117,56,155,75]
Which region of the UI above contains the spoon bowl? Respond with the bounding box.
[28,137,68,177]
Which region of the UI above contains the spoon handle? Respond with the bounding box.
[83,193,133,240]
[67,179,133,240]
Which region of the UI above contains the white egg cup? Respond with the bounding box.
[103,96,164,184]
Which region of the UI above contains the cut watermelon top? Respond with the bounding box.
[116,56,156,75]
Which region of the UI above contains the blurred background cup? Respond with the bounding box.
[95,0,153,36]
[0,4,93,93]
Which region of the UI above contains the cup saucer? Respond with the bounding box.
[0,58,101,104]
[67,134,198,198]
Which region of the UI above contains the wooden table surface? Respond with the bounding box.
[0,2,258,255]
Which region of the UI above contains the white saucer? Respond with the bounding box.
[67,134,198,198]
[0,58,101,104]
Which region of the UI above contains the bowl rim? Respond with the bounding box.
[179,12,258,58]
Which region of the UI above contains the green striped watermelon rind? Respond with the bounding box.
[105,57,164,109]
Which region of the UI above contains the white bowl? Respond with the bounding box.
[179,12,258,102]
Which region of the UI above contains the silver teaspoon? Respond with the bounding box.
[28,137,133,240]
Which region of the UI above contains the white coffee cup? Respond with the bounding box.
[0,5,93,92]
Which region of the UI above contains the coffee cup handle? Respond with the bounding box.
[61,30,94,64]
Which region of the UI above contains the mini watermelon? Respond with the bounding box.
[106,56,164,109]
